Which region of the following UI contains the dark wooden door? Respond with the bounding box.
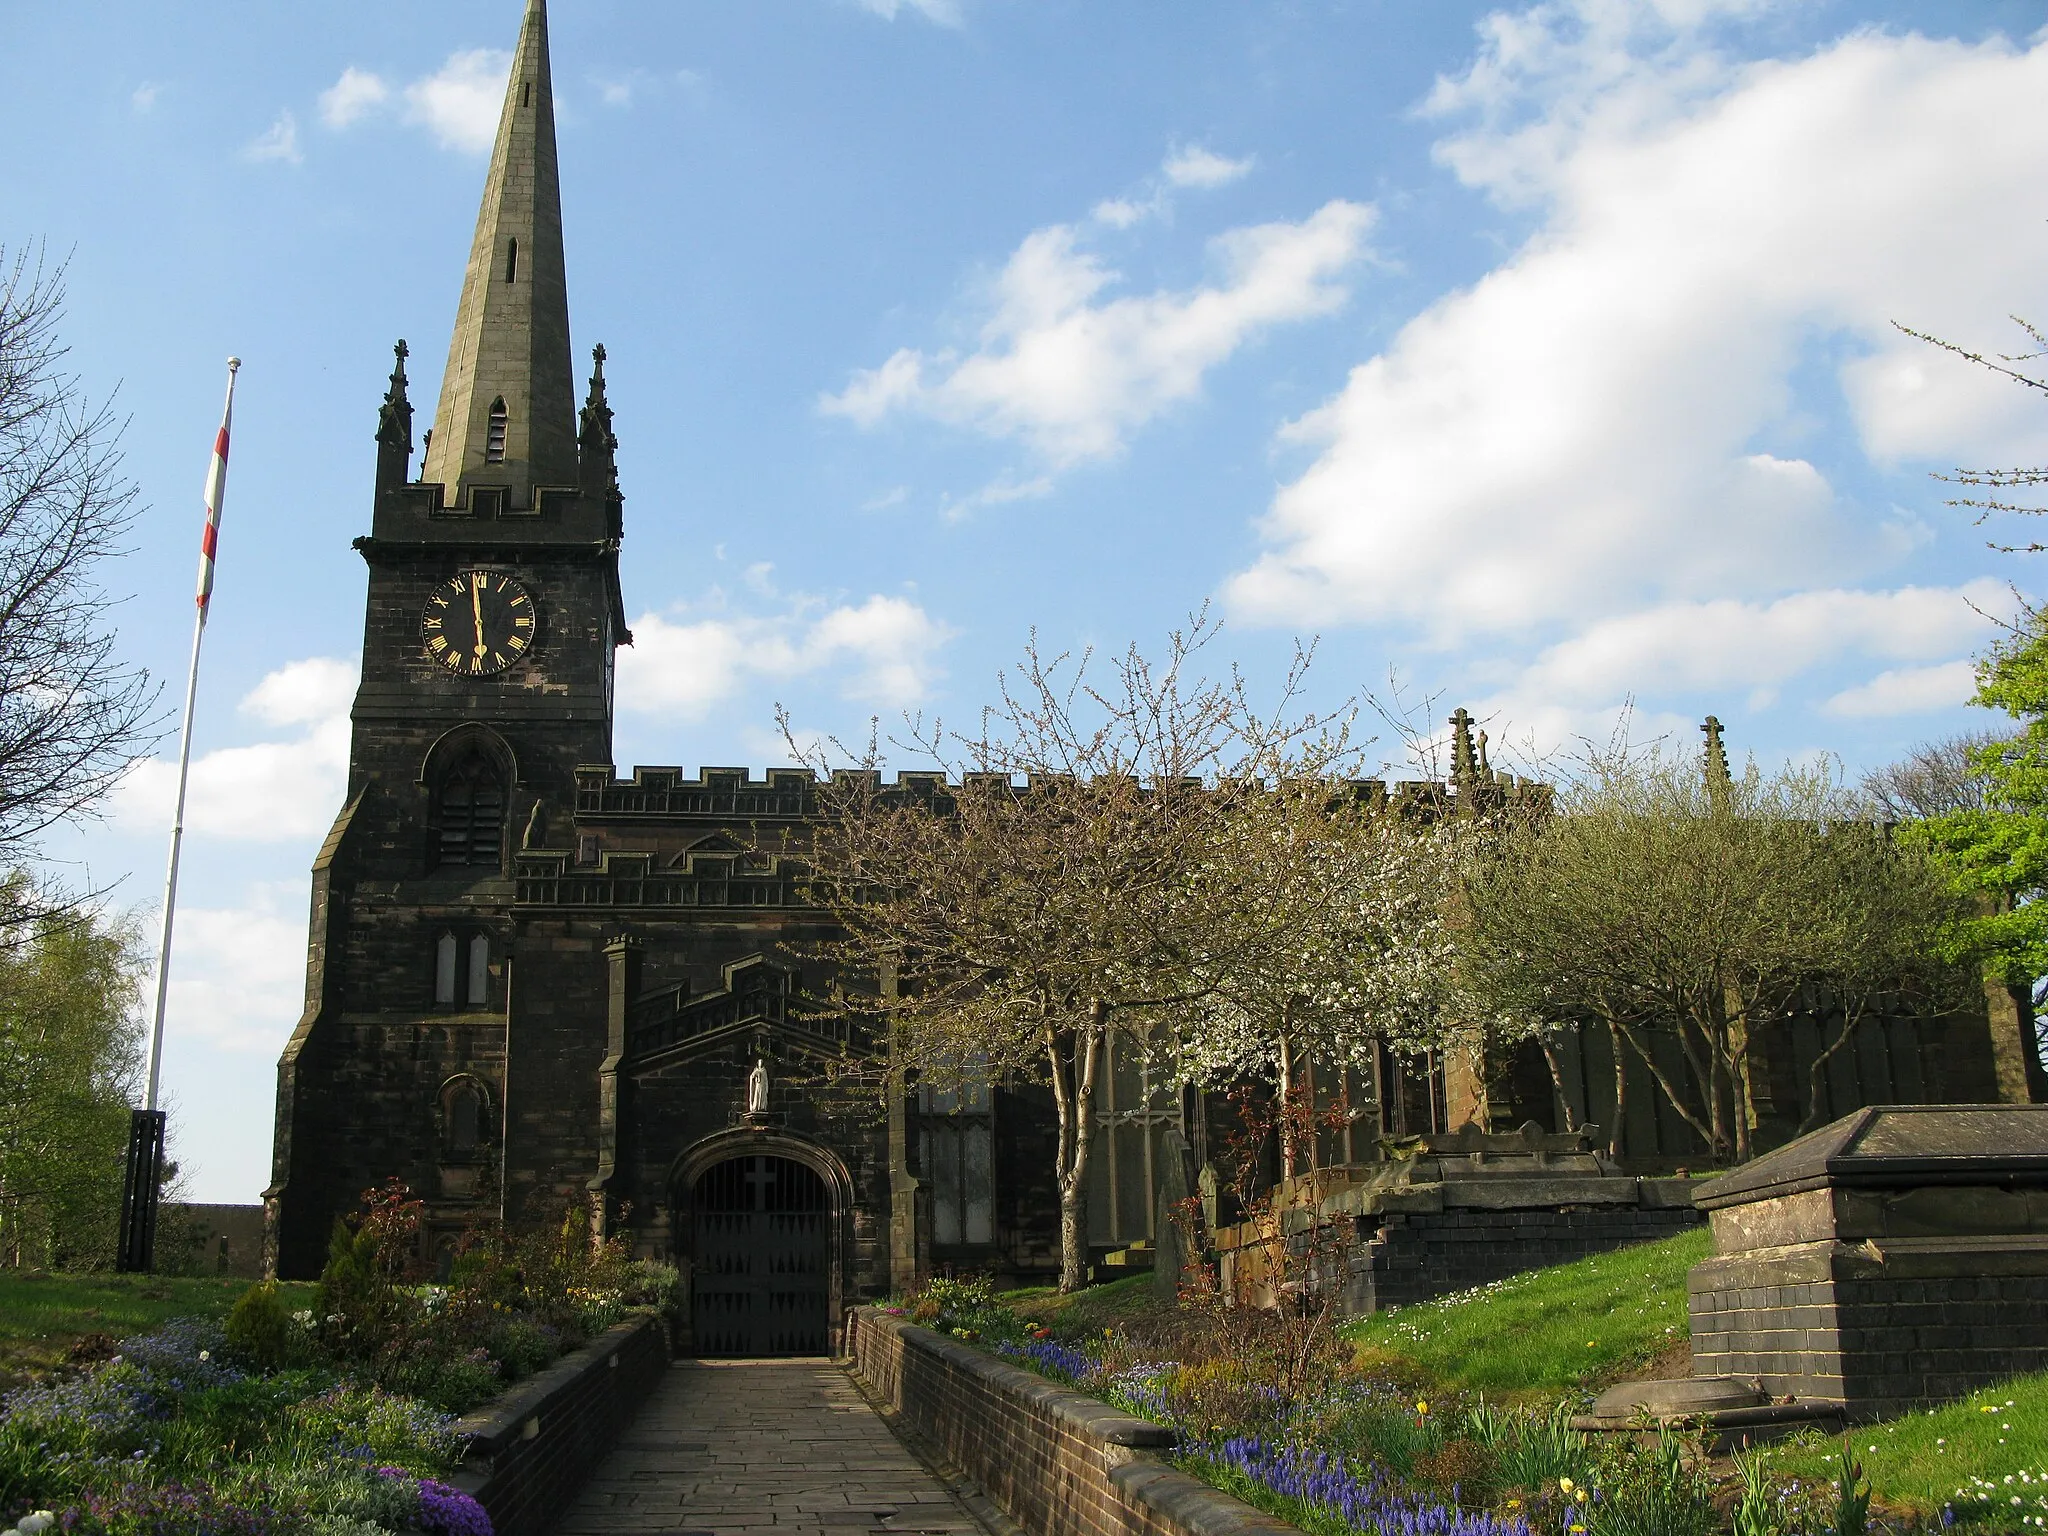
[691,1155,831,1355]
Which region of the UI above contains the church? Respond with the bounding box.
[265,0,2038,1352]
[262,0,1090,1354]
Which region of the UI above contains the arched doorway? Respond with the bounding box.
[690,1154,832,1355]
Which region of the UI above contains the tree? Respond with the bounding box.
[785,615,1343,1290]
[0,876,148,1267]
[1169,777,1470,1179]
[0,247,158,912]
[1861,731,2004,821]
[1458,740,1964,1162]
[1892,317,2048,992]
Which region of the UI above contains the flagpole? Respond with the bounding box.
[119,355,239,1273]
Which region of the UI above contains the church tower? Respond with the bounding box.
[267,0,631,1277]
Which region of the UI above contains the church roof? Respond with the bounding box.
[421,0,577,500]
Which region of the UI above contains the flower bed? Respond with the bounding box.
[0,1183,678,1535]
[903,1275,2038,1536]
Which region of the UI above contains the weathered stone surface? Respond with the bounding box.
[1687,1106,2048,1420]
[1587,1375,1765,1423]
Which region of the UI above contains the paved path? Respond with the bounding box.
[558,1360,991,1536]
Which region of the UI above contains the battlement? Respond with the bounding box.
[570,761,1553,824]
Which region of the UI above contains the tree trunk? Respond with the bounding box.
[1537,1032,1577,1133]
[1276,1023,1297,1182]
[1613,1015,1717,1149]
[1048,1000,1107,1293]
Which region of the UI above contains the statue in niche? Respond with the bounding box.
[746,1057,770,1116]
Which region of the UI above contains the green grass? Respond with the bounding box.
[1000,1271,1168,1335]
[1751,1375,2048,1520]
[0,1270,317,1382]
[1341,1227,1712,1401]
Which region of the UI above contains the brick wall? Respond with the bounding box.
[450,1312,668,1536]
[1688,1241,2048,1421]
[1354,1204,1702,1310]
[846,1307,1299,1536]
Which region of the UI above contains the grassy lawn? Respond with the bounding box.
[1001,1271,1165,1334]
[0,1270,316,1383]
[1752,1375,2048,1520]
[1341,1226,1711,1401]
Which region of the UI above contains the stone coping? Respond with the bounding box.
[449,1312,659,1455]
[848,1307,1300,1536]
[1695,1105,2048,1210]
[858,1309,1177,1448]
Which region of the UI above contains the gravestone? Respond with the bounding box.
[1688,1104,2048,1421]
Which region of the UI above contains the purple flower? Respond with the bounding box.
[418,1478,494,1536]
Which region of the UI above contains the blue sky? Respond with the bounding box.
[5,0,2046,1201]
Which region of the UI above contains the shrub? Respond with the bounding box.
[225,1281,295,1371]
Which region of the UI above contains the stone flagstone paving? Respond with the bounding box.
[558,1359,993,1536]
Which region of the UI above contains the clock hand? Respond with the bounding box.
[471,575,488,656]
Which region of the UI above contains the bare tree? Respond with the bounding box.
[783,613,1344,1291]
[1894,317,2048,545]
[1861,732,2005,820]
[0,247,159,902]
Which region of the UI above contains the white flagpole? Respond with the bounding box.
[143,356,240,1114]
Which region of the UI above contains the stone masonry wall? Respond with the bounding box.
[846,1307,1297,1536]
[1688,1239,2048,1421]
[1354,1204,1703,1311]
[451,1312,667,1536]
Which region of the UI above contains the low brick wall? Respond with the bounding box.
[845,1307,1297,1536]
[1356,1203,1702,1310]
[448,1312,668,1536]
[1688,1237,2048,1420]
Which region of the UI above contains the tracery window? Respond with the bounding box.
[916,1066,994,1249]
[436,754,505,867]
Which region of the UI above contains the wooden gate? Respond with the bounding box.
[690,1155,831,1355]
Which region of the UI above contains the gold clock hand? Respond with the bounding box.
[471,575,488,656]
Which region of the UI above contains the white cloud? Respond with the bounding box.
[159,883,310,1052]
[1225,13,2048,641]
[1824,661,1979,719]
[243,110,302,165]
[1163,145,1254,189]
[823,200,1374,467]
[116,658,355,842]
[853,0,963,24]
[941,473,1053,522]
[131,82,159,114]
[618,594,955,717]
[1513,583,2007,705]
[405,49,510,154]
[319,66,391,128]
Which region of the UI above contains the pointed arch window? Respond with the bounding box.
[467,934,490,1007]
[437,753,506,867]
[442,1077,487,1157]
[485,398,508,464]
[434,932,458,1004]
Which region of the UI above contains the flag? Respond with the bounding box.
[196,357,240,616]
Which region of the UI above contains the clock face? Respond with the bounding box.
[421,570,536,677]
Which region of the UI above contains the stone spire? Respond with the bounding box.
[374,339,413,495]
[420,0,576,500]
[1702,715,1732,812]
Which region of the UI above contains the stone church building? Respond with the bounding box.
[266,0,2041,1351]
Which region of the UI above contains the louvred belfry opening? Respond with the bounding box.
[437,756,505,867]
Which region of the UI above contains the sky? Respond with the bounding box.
[3,0,2047,1202]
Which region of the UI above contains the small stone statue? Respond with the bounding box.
[746,1058,770,1116]
[521,799,548,850]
